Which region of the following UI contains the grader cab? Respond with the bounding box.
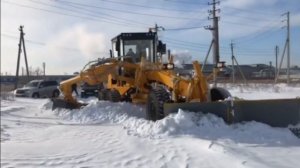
[52,31,300,132]
[111,32,166,63]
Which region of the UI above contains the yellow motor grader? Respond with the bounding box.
[52,31,300,131]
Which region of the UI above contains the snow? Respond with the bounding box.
[1,83,300,168]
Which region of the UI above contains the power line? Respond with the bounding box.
[55,0,201,20]
[221,11,276,22]
[164,40,209,49]
[224,6,281,16]
[164,37,231,50]
[235,46,274,52]
[165,40,222,52]
[233,20,282,43]
[33,0,150,27]
[30,0,148,27]
[164,26,204,31]
[163,37,212,48]
[237,28,283,45]
[165,38,273,56]
[1,33,109,54]
[3,0,147,29]
[2,33,46,46]
[163,0,207,5]
[97,0,196,12]
[221,20,269,28]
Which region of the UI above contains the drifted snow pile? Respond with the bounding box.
[42,99,145,124]
[218,83,300,100]
[42,99,299,144]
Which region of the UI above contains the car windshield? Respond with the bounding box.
[24,81,39,87]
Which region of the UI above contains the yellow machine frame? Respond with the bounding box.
[59,57,210,108]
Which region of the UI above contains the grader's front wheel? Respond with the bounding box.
[107,89,121,102]
[146,87,171,121]
[98,89,109,101]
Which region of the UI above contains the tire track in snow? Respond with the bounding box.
[1,153,93,167]
[150,138,191,167]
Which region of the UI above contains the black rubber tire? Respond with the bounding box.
[98,89,109,101]
[52,90,60,98]
[81,92,85,98]
[32,93,39,98]
[107,89,121,102]
[210,87,231,101]
[146,87,171,121]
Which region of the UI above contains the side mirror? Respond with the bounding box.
[157,41,166,54]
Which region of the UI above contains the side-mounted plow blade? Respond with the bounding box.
[164,98,300,127]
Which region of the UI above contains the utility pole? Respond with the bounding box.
[230,42,235,84]
[202,40,214,71]
[282,12,290,84]
[286,12,290,84]
[276,12,291,84]
[275,45,279,83]
[230,41,247,84]
[208,0,220,65]
[150,23,164,33]
[15,25,30,89]
[21,67,24,76]
[206,0,220,87]
[149,24,165,63]
[43,62,46,79]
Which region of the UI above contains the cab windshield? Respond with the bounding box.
[123,40,154,62]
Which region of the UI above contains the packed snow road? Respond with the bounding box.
[1,83,300,168]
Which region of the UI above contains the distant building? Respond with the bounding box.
[176,63,277,80]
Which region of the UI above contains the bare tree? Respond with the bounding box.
[34,67,43,76]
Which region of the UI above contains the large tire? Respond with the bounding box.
[52,90,60,98]
[107,89,121,102]
[32,92,39,98]
[98,89,109,100]
[81,92,86,98]
[146,87,171,121]
[210,87,231,101]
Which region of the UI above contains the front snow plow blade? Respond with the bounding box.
[51,98,87,110]
[164,98,300,127]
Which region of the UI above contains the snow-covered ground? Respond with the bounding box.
[1,83,300,168]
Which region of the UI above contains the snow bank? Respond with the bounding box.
[0,125,10,142]
[45,100,145,124]
[42,99,299,145]
[0,91,15,101]
[218,83,300,100]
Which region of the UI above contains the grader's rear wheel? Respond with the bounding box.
[146,87,171,121]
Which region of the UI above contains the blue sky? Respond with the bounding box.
[1,0,300,75]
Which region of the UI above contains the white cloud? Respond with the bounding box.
[222,0,278,9]
[291,13,300,27]
[46,25,108,60]
[172,50,193,68]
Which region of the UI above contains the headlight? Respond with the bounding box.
[163,63,174,70]
[167,63,174,69]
